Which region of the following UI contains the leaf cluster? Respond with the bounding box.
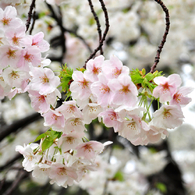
[130,68,163,93]
[59,64,73,97]
[33,129,62,152]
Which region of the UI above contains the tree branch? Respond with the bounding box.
[26,0,36,32]
[29,10,36,35]
[85,0,110,67]
[88,0,103,54]
[150,0,170,73]
[0,113,42,142]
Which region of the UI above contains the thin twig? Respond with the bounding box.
[88,0,103,54]
[85,0,110,67]
[29,10,36,35]
[150,0,170,73]
[26,0,36,32]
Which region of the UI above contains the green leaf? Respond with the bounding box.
[145,73,154,81]
[59,64,74,92]
[142,68,146,75]
[156,182,167,193]
[33,132,47,142]
[42,138,54,151]
[113,171,124,181]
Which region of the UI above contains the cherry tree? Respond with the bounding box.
[0,0,194,195]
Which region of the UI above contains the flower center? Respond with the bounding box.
[24,52,33,62]
[1,17,11,26]
[163,108,172,119]
[6,48,16,59]
[173,93,181,103]
[162,82,170,91]
[120,85,130,94]
[10,71,19,79]
[100,84,110,94]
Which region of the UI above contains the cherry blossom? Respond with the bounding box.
[70,70,92,101]
[57,100,82,119]
[170,86,193,107]
[30,32,50,52]
[91,73,114,107]
[43,109,65,131]
[153,74,182,103]
[29,67,60,95]
[152,105,184,129]
[102,55,129,79]
[0,6,22,29]
[49,163,78,187]
[15,143,41,172]
[98,108,123,132]
[85,55,104,82]
[76,141,105,161]
[108,74,138,107]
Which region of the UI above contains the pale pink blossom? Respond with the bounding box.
[43,109,65,131]
[49,163,78,187]
[5,25,27,47]
[0,45,21,69]
[57,100,82,119]
[152,105,184,129]
[0,75,11,99]
[153,74,182,103]
[82,103,103,124]
[149,123,169,140]
[98,108,123,132]
[32,163,51,181]
[64,117,86,134]
[118,115,150,145]
[85,55,104,82]
[15,143,40,172]
[91,73,114,107]
[58,131,84,153]
[17,47,42,70]
[0,6,22,30]
[102,55,129,79]
[28,90,59,113]
[170,86,193,107]
[76,141,105,161]
[108,74,138,107]
[2,67,29,88]
[70,71,92,101]
[29,67,60,95]
[30,32,50,52]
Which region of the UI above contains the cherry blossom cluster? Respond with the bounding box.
[0,6,111,188]
[1,3,191,190]
[16,140,110,187]
[0,6,50,100]
[70,55,193,146]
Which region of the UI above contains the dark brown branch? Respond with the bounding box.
[0,112,42,142]
[88,0,103,54]
[150,0,170,73]
[85,0,110,67]
[29,10,36,35]
[26,0,36,32]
